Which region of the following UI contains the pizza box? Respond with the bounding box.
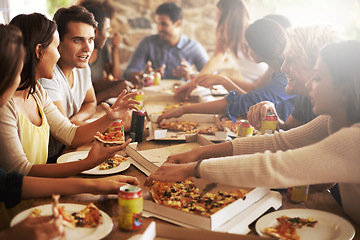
[126,134,214,176]
[143,177,271,231]
[128,221,266,240]
[147,114,229,142]
[126,135,281,233]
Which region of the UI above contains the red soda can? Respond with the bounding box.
[108,120,124,133]
[143,73,154,86]
[118,185,143,231]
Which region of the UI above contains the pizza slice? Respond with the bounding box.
[51,194,102,228]
[71,203,102,227]
[264,215,318,240]
[99,156,128,170]
[196,126,222,135]
[264,221,300,240]
[52,194,76,228]
[94,130,125,144]
[277,216,318,228]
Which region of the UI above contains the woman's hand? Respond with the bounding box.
[1,216,65,240]
[85,139,131,169]
[145,162,196,186]
[90,175,140,194]
[174,80,197,101]
[102,90,139,121]
[196,73,232,89]
[247,101,277,130]
[156,106,186,124]
[165,149,201,164]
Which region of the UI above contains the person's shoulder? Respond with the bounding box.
[140,34,159,43]
[0,98,17,119]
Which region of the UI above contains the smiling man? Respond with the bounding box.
[39,5,98,162]
[123,2,209,82]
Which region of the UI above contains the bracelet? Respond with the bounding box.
[194,160,203,179]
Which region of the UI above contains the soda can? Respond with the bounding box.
[108,120,124,133]
[153,72,161,85]
[237,120,254,137]
[132,89,144,109]
[130,110,146,143]
[118,185,143,231]
[287,185,309,203]
[143,73,154,87]
[260,112,277,135]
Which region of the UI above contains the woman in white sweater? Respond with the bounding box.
[146,40,360,225]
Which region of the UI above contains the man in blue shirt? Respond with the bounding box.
[123,2,209,83]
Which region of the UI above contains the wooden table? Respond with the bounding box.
[31,105,360,239]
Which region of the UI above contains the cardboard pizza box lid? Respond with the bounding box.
[126,134,214,176]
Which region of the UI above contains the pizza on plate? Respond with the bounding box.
[149,179,248,217]
[30,195,103,228]
[94,130,125,144]
[264,215,318,240]
[99,156,128,170]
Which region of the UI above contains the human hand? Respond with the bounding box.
[247,101,277,130]
[90,175,140,194]
[196,73,230,88]
[129,72,144,89]
[86,139,132,168]
[153,63,166,78]
[145,162,196,186]
[165,150,200,164]
[173,58,193,80]
[174,80,197,101]
[111,32,122,47]
[102,90,139,121]
[109,80,134,98]
[156,106,186,124]
[3,215,65,240]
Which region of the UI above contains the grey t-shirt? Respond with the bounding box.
[39,64,92,158]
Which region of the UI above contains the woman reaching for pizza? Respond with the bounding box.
[147,40,360,225]
[158,18,296,124]
[0,13,139,178]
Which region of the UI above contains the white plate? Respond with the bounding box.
[11,203,113,240]
[255,209,355,240]
[57,151,131,175]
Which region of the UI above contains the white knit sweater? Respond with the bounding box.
[200,115,360,225]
